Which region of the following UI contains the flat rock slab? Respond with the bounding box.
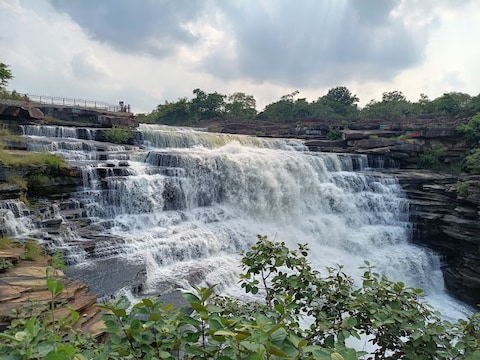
[0,248,105,336]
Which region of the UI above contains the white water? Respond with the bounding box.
[17,124,472,319]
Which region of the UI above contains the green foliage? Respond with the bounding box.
[102,127,134,144]
[419,143,445,169]
[141,87,480,125]
[191,88,226,121]
[0,90,25,101]
[431,92,471,116]
[457,181,469,197]
[457,113,480,144]
[0,150,67,170]
[361,91,414,120]
[0,63,13,90]
[259,92,314,122]
[0,258,13,273]
[326,127,342,140]
[0,236,20,250]
[259,99,296,122]
[5,175,27,189]
[21,240,44,261]
[1,236,479,359]
[226,92,257,120]
[19,193,30,207]
[321,86,360,117]
[463,148,480,174]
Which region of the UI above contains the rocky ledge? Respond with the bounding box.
[388,170,480,307]
[0,247,105,336]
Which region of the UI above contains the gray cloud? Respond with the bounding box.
[205,0,424,87]
[48,0,457,88]
[49,0,204,56]
[70,49,111,80]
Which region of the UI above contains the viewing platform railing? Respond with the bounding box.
[27,94,122,112]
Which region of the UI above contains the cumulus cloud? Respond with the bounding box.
[47,0,434,87]
[50,0,203,56]
[70,48,112,80]
[2,0,479,113]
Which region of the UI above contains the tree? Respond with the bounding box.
[191,88,226,121]
[361,90,413,120]
[457,112,480,143]
[0,63,13,90]
[0,63,14,98]
[382,90,407,102]
[225,92,257,120]
[319,86,360,117]
[155,98,192,125]
[431,92,471,116]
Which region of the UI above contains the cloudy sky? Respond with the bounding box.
[1,0,479,113]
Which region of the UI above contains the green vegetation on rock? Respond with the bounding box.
[102,127,134,144]
[419,143,445,169]
[0,236,479,359]
[0,150,67,170]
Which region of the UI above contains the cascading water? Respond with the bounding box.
[17,124,471,318]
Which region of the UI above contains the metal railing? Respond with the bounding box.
[26,94,124,112]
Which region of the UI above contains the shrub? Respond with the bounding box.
[457,113,480,143]
[1,236,479,359]
[419,142,445,169]
[103,127,134,144]
[463,148,480,174]
[326,126,342,140]
[457,181,469,197]
[0,258,12,273]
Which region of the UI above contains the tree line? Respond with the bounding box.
[138,86,480,125]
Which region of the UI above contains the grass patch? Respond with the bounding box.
[19,193,30,207]
[26,174,53,187]
[21,239,44,261]
[5,174,27,189]
[0,237,21,250]
[0,150,67,169]
[0,128,24,147]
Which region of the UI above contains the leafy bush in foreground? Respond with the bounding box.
[0,236,479,359]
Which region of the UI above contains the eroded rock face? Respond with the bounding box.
[393,170,480,307]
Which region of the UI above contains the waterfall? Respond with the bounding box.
[17,124,471,318]
[0,200,33,236]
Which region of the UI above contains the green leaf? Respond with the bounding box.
[214,330,237,337]
[47,278,63,297]
[67,305,79,324]
[112,308,127,318]
[200,285,216,302]
[103,319,121,333]
[182,292,201,305]
[267,344,288,357]
[269,327,287,344]
[148,312,161,321]
[142,298,154,308]
[331,352,345,360]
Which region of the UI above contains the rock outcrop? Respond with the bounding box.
[391,170,480,307]
[0,247,104,335]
